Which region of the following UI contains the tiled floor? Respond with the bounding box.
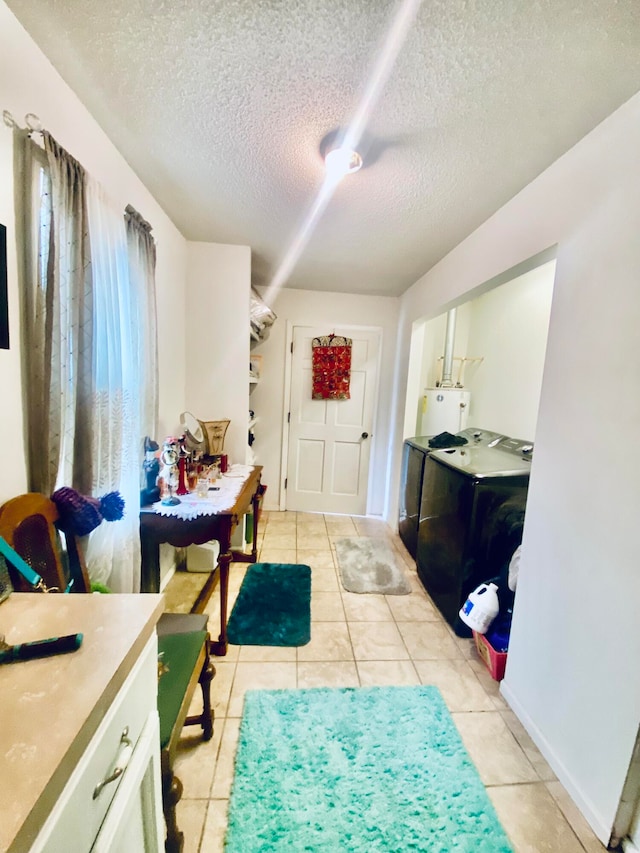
[166,511,608,853]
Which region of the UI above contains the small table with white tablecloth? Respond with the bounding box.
[139,465,263,656]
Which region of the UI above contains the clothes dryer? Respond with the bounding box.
[399,428,504,559]
[416,438,532,635]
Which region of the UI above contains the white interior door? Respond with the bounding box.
[286,325,380,514]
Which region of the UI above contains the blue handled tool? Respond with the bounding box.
[0,633,83,664]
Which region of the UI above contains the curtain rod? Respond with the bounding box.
[2,110,45,136]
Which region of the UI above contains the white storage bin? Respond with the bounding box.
[185,541,220,573]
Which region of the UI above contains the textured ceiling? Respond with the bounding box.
[7,0,640,296]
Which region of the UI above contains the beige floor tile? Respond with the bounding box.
[227,662,297,716]
[311,591,346,621]
[349,621,410,660]
[397,620,464,660]
[199,799,228,853]
[324,519,358,535]
[352,518,393,537]
[324,512,356,523]
[453,711,539,785]
[236,645,297,662]
[225,585,242,614]
[212,640,240,662]
[297,621,354,662]
[209,660,236,717]
[488,782,587,853]
[163,571,210,613]
[261,530,297,548]
[297,661,360,688]
[390,536,414,560]
[265,510,298,524]
[501,710,557,782]
[341,592,394,622]
[545,781,608,852]
[385,593,440,621]
[452,634,477,659]
[174,725,223,800]
[296,548,336,570]
[309,567,340,592]
[296,518,328,533]
[258,547,298,563]
[405,572,429,594]
[356,660,420,686]
[210,718,240,799]
[263,518,297,532]
[228,564,249,589]
[414,659,496,712]
[174,798,207,853]
[297,532,331,549]
[328,533,355,550]
[467,656,509,709]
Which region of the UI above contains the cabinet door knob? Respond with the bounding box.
[93,727,133,799]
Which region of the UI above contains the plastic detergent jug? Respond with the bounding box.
[458,582,500,634]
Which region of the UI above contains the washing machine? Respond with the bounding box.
[399,428,504,559]
[416,436,533,635]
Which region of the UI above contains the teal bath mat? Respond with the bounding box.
[225,686,513,852]
[226,563,311,646]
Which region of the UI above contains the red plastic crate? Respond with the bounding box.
[473,630,508,681]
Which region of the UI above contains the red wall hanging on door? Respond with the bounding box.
[311,333,352,400]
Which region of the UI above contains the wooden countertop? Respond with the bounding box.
[0,592,164,852]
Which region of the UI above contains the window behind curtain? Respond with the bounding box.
[27,144,155,592]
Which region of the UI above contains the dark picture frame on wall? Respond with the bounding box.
[0,224,8,350]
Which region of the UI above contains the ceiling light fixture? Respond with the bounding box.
[324,146,363,182]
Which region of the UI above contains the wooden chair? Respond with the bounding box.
[0,492,91,593]
[0,493,214,853]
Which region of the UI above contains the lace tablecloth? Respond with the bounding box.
[150,465,255,520]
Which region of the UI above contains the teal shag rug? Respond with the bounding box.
[226,563,311,646]
[225,686,513,853]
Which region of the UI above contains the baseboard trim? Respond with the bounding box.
[500,679,612,846]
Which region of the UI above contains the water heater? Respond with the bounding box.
[420,388,471,435]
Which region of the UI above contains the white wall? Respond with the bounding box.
[403,320,426,437]
[251,286,399,514]
[185,242,251,467]
[407,262,553,442]
[464,261,555,439]
[0,1,188,502]
[391,92,640,842]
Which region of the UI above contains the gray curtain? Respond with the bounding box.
[125,204,158,447]
[20,130,94,496]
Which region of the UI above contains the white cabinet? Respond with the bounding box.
[92,710,163,852]
[0,594,165,853]
[30,636,163,853]
[31,634,163,853]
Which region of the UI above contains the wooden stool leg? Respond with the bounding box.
[184,637,215,739]
[200,656,215,741]
[163,771,184,853]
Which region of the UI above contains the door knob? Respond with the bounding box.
[361,432,369,439]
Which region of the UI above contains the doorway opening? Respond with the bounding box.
[399,254,557,634]
[404,257,557,444]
